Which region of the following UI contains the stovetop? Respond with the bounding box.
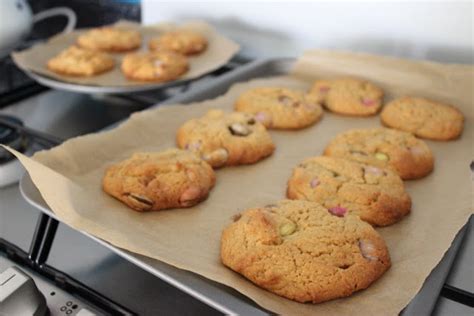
[1,60,473,315]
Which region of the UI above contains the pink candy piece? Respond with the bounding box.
[358,240,378,261]
[361,98,375,106]
[255,112,267,122]
[365,166,383,176]
[310,178,320,188]
[185,142,201,150]
[319,86,330,93]
[328,206,347,217]
[410,146,425,155]
[179,186,201,206]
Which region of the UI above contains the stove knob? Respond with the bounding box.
[0,266,49,316]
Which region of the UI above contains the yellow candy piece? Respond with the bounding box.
[279,222,296,236]
[375,152,389,161]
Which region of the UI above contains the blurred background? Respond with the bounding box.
[24,0,474,63]
[142,1,473,63]
[26,0,473,63]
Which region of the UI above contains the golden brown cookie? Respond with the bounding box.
[381,97,464,141]
[234,87,323,129]
[308,78,384,116]
[121,50,189,82]
[324,128,434,180]
[287,156,411,226]
[77,27,141,52]
[102,149,215,212]
[149,30,207,55]
[176,109,275,168]
[47,46,115,77]
[221,199,391,303]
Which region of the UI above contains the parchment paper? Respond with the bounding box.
[4,50,473,315]
[11,20,240,87]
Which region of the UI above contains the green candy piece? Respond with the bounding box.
[375,152,389,161]
[279,222,296,236]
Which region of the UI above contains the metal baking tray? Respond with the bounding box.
[24,70,198,94]
[19,58,469,315]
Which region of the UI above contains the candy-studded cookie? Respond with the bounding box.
[287,156,411,226]
[324,128,434,180]
[308,78,384,116]
[121,50,188,82]
[77,27,141,52]
[176,109,275,168]
[47,46,115,77]
[234,87,323,129]
[381,97,464,141]
[149,30,208,55]
[221,199,391,303]
[102,149,215,212]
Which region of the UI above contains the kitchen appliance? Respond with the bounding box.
[1,58,472,315]
[0,0,76,58]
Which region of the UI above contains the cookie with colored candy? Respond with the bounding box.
[121,50,188,82]
[234,87,323,129]
[324,128,434,180]
[287,156,411,226]
[381,96,464,140]
[149,30,208,55]
[47,46,115,77]
[308,78,384,116]
[77,27,142,52]
[221,199,391,303]
[176,109,275,168]
[102,149,215,212]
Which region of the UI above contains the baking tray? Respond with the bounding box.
[19,58,469,315]
[23,70,203,94]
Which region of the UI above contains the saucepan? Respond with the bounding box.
[0,0,76,58]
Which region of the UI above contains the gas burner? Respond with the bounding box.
[0,114,28,163]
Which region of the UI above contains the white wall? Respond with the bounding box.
[142,1,473,63]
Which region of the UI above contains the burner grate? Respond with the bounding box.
[0,56,48,109]
[0,114,28,163]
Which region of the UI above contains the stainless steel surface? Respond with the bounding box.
[17,58,472,315]
[0,255,100,316]
[433,296,473,316]
[444,218,473,293]
[0,183,39,252]
[0,266,48,316]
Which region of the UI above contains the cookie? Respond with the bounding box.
[308,78,384,116]
[234,87,323,129]
[221,199,391,303]
[77,27,141,52]
[324,128,434,180]
[149,30,208,55]
[287,156,411,226]
[381,97,464,141]
[176,109,275,168]
[47,46,115,77]
[102,149,215,212]
[121,50,189,82]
